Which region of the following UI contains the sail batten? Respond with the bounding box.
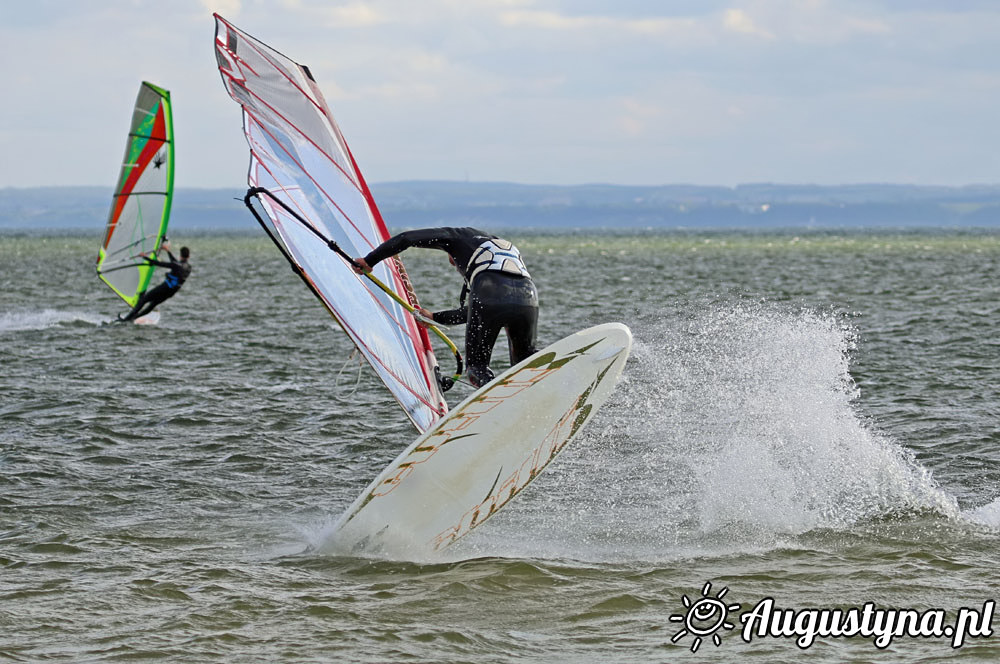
[215,14,447,431]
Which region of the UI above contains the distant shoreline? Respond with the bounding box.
[3,182,999,230]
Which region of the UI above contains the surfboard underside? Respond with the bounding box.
[329,322,633,556]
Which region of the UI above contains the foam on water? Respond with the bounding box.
[965,497,1000,528]
[0,309,105,331]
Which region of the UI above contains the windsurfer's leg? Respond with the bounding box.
[499,276,539,364]
[133,302,157,319]
[465,272,539,385]
[505,304,539,365]
[465,299,501,388]
[121,291,152,321]
[126,285,172,320]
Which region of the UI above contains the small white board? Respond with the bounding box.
[134,311,161,325]
[329,322,632,555]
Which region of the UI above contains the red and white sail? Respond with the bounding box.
[214,14,447,431]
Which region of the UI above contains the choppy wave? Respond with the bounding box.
[4,232,999,663]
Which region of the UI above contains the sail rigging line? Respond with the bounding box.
[243,190,453,413]
[218,64,350,186]
[104,117,170,237]
[102,234,163,259]
[216,19,383,259]
[245,187,464,382]
[242,182,397,328]
[217,28,385,253]
[222,73,376,247]
[127,131,169,140]
[224,28,324,116]
[99,261,154,275]
[233,92,376,252]
[243,154,417,341]
[332,348,366,402]
[392,256,421,309]
[243,112,373,250]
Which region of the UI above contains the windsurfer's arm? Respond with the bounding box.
[141,244,177,268]
[430,307,467,326]
[142,256,175,268]
[411,307,435,327]
[362,229,454,268]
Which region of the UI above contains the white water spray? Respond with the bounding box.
[0,309,106,332]
[458,302,961,561]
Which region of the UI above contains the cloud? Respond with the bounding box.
[497,9,699,37]
[2,0,999,187]
[722,8,774,39]
[199,0,242,17]
[734,0,891,45]
[313,3,389,28]
[618,98,663,138]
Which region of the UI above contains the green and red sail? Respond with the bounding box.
[96,82,174,307]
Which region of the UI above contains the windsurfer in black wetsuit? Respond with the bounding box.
[353,227,538,388]
[120,242,192,322]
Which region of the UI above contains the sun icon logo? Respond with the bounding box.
[669,581,741,652]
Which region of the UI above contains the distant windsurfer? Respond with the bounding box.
[354,228,538,388]
[119,242,192,322]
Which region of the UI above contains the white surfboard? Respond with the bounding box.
[134,311,161,325]
[329,322,632,556]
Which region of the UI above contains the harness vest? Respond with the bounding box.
[163,261,191,290]
[465,239,530,284]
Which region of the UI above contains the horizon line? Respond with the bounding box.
[4,180,1000,191]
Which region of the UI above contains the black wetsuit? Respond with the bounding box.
[364,227,538,387]
[121,251,191,321]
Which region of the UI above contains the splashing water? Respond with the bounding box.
[655,303,959,535]
[0,309,105,332]
[967,498,1000,528]
[454,301,961,562]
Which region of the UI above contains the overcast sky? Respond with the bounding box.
[2,0,999,189]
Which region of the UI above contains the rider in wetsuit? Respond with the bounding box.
[120,243,192,322]
[354,227,538,388]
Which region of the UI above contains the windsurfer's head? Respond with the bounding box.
[180,246,190,260]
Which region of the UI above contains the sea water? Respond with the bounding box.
[1,229,998,662]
